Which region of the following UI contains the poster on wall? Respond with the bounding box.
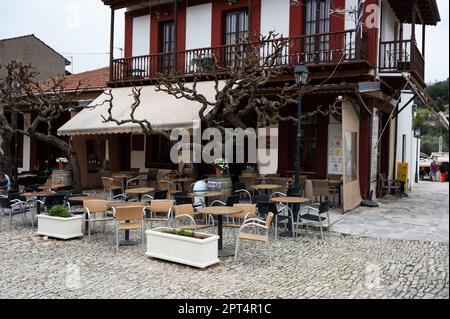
[328,124,343,175]
[345,131,358,182]
[370,115,379,182]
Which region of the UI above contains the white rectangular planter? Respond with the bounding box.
[145,227,220,268]
[37,215,83,240]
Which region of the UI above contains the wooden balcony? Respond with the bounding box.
[379,39,425,85]
[110,30,369,85]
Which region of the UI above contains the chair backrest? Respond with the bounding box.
[240,171,258,178]
[110,178,123,189]
[265,212,274,229]
[159,180,173,192]
[153,190,168,200]
[174,195,193,205]
[150,199,174,213]
[251,194,269,204]
[44,194,66,208]
[226,194,240,206]
[0,196,10,209]
[233,182,247,192]
[318,201,329,214]
[256,201,278,217]
[101,177,111,190]
[9,192,26,202]
[311,180,329,197]
[175,204,195,217]
[84,199,108,213]
[114,205,144,222]
[233,203,257,219]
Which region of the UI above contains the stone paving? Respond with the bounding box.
[0,218,448,299]
[332,182,449,243]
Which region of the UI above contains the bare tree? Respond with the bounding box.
[102,32,344,152]
[0,61,86,192]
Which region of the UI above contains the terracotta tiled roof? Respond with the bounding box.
[64,67,109,92]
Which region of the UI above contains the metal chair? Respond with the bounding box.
[233,182,252,202]
[83,199,114,241]
[145,199,174,228]
[102,177,123,200]
[112,205,146,251]
[297,201,330,239]
[0,193,32,230]
[209,194,240,207]
[37,194,66,213]
[141,190,168,203]
[234,212,274,265]
[256,201,294,238]
[174,204,214,231]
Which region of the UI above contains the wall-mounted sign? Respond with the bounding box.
[328,124,343,175]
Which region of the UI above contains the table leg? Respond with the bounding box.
[120,228,137,246]
[279,203,298,238]
[217,214,235,257]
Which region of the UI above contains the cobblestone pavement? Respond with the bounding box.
[332,182,449,243]
[0,219,448,299]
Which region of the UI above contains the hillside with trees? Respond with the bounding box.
[414,78,449,155]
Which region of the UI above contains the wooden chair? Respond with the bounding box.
[234,212,274,265]
[223,203,257,243]
[379,173,401,199]
[101,177,123,200]
[174,204,213,231]
[112,205,146,251]
[159,180,182,199]
[311,180,330,203]
[84,199,114,241]
[146,199,174,228]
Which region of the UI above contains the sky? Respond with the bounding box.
[0,0,448,83]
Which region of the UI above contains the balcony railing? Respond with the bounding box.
[111,30,367,83]
[379,39,425,81]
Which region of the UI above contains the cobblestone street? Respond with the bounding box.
[0,221,448,299]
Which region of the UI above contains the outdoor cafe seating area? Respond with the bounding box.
[0,167,343,265]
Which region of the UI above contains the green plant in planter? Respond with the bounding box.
[171,229,195,238]
[48,205,72,218]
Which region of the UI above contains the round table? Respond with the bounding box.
[108,202,145,245]
[197,206,243,257]
[272,196,311,237]
[37,184,69,191]
[21,191,56,215]
[125,187,155,201]
[251,184,285,195]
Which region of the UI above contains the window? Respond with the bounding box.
[145,134,176,168]
[304,0,331,62]
[86,140,106,173]
[159,21,175,73]
[223,10,249,67]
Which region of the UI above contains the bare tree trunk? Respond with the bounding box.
[0,133,12,175]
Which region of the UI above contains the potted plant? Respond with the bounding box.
[213,158,229,176]
[37,205,83,240]
[56,157,69,169]
[145,227,220,268]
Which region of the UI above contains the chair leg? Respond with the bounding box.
[274,215,278,240]
[234,237,240,263]
[88,220,91,242]
[115,225,119,252]
[9,212,12,230]
[319,220,324,240]
[266,238,272,266]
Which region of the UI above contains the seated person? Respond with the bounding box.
[0,171,11,193]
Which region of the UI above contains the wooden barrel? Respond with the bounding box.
[51,169,72,186]
[207,176,232,200]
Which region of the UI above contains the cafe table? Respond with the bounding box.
[251,184,285,195]
[107,201,145,246]
[272,196,311,237]
[169,177,195,191]
[125,187,155,201]
[21,191,56,215]
[197,206,243,257]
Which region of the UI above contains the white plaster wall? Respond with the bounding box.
[380,0,398,42]
[395,93,415,189]
[186,3,212,50]
[132,15,150,56]
[260,0,290,37]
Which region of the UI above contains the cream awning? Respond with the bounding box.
[57,81,221,136]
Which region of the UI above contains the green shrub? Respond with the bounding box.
[171,229,194,238]
[48,205,71,218]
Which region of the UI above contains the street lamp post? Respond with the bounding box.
[293,64,309,195]
[11,82,21,193]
